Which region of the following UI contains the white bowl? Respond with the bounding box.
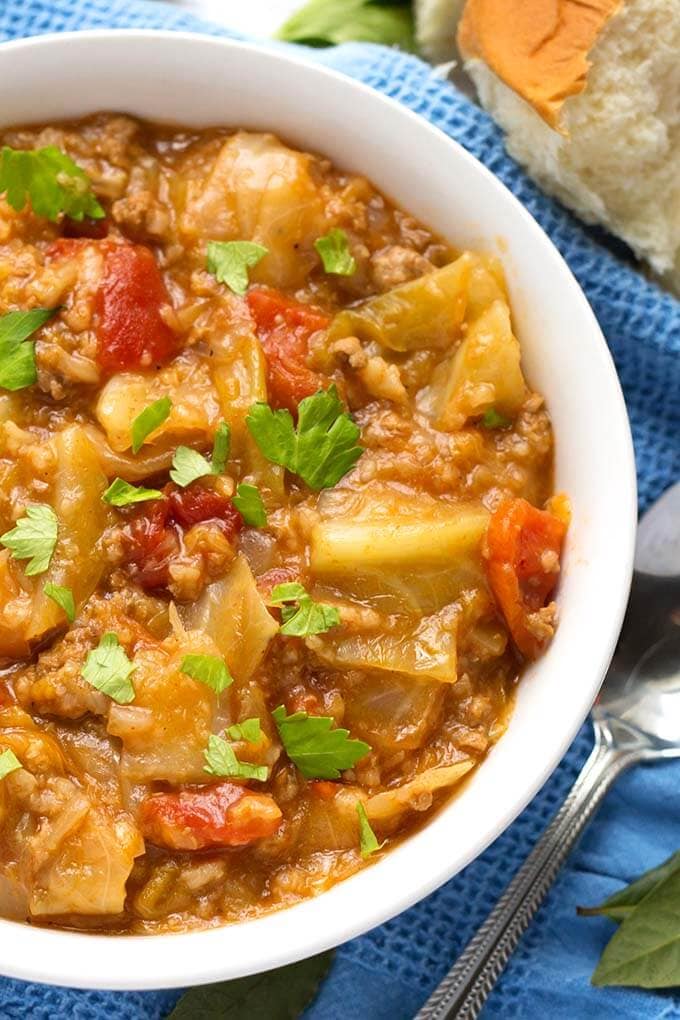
[0,30,637,991]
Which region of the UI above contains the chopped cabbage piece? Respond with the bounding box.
[433,299,527,431]
[181,554,278,683]
[366,761,473,822]
[329,253,474,352]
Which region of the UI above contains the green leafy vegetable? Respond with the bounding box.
[0,308,57,391]
[131,396,172,454]
[43,582,76,623]
[579,851,680,923]
[211,421,231,475]
[481,407,512,429]
[0,749,22,781]
[232,483,268,527]
[0,144,105,222]
[270,581,340,637]
[277,0,414,50]
[315,228,356,276]
[0,504,58,576]
[102,478,163,507]
[247,385,363,490]
[81,633,136,704]
[590,864,680,988]
[272,704,370,779]
[167,950,334,1020]
[170,422,232,488]
[227,718,262,743]
[203,734,267,781]
[170,446,213,488]
[207,240,268,295]
[356,801,382,858]
[181,654,233,695]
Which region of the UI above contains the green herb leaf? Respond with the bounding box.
[81,633,135,704]
[315,228,356,276]
[211,421,231,475]
[167,950,334,1020]
[131,396,172,454]
[273,705,370,779]
[170,422,231,488]
[356,801,382,858]
[203,734,267,781]
[232,483,268,527]
[0,145,105,222]
[102,478,163,507]
[0,308,57,391]
[181,654,233,695]
[247,385,363,490]
[170,446,213,488]
[227,717,262,743]
[270,581,340,637]
[207,240,268,295]
[481,407,512,429]
[43,582,76,623]
[0,748,22,781]
[579,851,680,922]
[277,0,414,50]
[591,865,680,988]
[0,504,58,576]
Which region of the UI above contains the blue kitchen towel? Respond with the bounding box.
[1,2,679,1018]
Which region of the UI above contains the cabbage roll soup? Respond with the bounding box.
[0,115,568,933]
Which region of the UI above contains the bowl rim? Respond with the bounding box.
[0,28,637,991]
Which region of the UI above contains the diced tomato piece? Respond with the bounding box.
[47,237,89,259]
[95,243,177,373]
[139,782,283,850]
[256,566,298,600]
[120,497,179,590]
[247,287,327,413]
[485,497,567,660]
[168,485,243,537]
[119,484,243,591]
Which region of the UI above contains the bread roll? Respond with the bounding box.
[415,0,468,63]
[458,0,680,293]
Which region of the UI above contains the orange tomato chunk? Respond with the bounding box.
[139,782,282,850]
[485,497,567,659]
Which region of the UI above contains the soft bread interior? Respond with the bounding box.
[416,0,468,63]
[463,0,680,292]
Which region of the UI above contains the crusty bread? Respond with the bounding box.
[415,0,468,63]
[458,0,680,293]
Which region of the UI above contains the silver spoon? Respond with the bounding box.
[416,480,680,1020]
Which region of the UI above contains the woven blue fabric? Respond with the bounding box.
[1,3,679,1018]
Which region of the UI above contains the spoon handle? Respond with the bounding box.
[414,725,641,1020]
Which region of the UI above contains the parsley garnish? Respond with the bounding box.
[272,705,370,779]
[44,582,75,623]
[0,308,56,391]
[207,241,268,295]
[211,422,231,475]
[481,407,512,429]
[0,504,58,576]
[102,478,163,507]
[356,802,382,858]
[170,422,231,488]
[270,581,340,637]
[0,748,22,781]
[246,385,363,490]
[180,654,233,695]
[203,734,268,781]
[170,447,213,488]
[0,145,105,222]
[227,718,262,743]
[232,483,267,527]
[131,396,172,454]
[314,229,356,276]
[81,633,135,704]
